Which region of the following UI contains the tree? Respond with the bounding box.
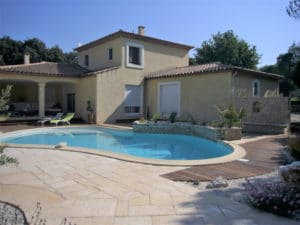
[0,36,78,65]
[260,47,299,96]
[292,61,300,87]
[64,52,78,64]
[0,36,23,65]
[23,38,48,63]
[46,45,66,62]
[287,0,300,18]
[193,30,260,69]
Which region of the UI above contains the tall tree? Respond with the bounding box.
[260,47,299,96]
[64,52,78,64]
[193,30,260,69]
[46,45,66,62]
[292,61,300,87]
[287,0,300,18]
[23,38,48,63]
[0,36,23,65]
[0,36,78,65]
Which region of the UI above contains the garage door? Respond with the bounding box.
[159,82,180,117]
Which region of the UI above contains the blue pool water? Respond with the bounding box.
[0,127,233,160]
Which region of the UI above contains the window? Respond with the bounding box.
[129,47,140,65]
[107,48,113,61]
[126,42,144,68]
[124,85,142,114]
[84,55,89,67]
[252,80,260,97]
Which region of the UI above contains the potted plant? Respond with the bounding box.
[215,103,246,140]
[86,100,95,124]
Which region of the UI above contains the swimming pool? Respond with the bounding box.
[0,127,234,161]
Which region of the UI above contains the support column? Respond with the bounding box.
[38,82,46,118]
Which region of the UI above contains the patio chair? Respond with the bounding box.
[50,113,75,126]
[37,112,64,126]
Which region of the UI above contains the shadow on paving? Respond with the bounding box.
[175,176,298,225]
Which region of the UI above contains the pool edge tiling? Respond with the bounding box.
[0,126,246,166]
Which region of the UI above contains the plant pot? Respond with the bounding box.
[216,127,242,140]
[87,112,95,124]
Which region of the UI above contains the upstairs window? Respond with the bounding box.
[126,42,144,69]
[107,47,113,61]
[129,47,140,65]
[84,55,89,67]
[252,80,260,97]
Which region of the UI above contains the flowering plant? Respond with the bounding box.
[245,179,300,219]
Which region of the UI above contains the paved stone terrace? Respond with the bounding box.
[0,125,297,225]
[162,136,287,182]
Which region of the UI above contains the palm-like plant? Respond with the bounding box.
[216,103,246,128]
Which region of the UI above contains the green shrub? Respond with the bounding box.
[187,114,197,125]
[216,103,246,128]
[151,113,160,123]
[0,145,18,166]
[0,85,12,111]
[169,112,177,123]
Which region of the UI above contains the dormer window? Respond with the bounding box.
[107,47,113,61]
[84,55,89,67]
[126,42,144,69]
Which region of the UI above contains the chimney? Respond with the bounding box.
[24,53,30,64]
[138,26,145,36]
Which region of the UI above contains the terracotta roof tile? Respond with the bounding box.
[0,62,118,77]
[145,62,283,80]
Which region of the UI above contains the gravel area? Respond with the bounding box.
[0,201,28,225]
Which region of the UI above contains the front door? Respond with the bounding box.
[66,93,75,112]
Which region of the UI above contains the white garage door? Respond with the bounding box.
[159,82,180,117]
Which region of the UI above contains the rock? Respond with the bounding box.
[206,176,228,189]
[54,142,67,148]
[279,161,300,185]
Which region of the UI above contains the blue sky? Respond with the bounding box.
[0,0,298,67]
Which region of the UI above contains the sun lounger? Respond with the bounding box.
[37,112,64,126]
[50,113,75,126]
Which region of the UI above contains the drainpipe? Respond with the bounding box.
[231,70,238,101]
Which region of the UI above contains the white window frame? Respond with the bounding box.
[106,47,113,61]
[157,81,181,117]
[252,80,260,97]
[124,84,143,115]
[126,42,144,69]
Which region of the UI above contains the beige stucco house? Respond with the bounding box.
[0,26,289,132]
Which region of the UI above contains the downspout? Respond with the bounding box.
[231,70,238,102]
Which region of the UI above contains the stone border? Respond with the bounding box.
[0,125,246,166]
[133,122,242,140]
